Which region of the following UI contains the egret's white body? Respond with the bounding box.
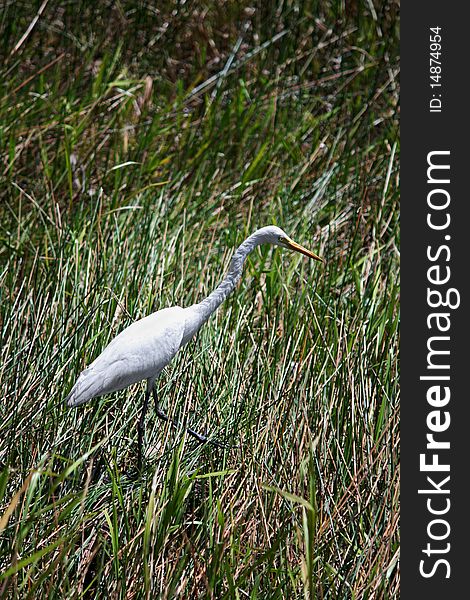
[65,225,321,463]
[66,307,187,406]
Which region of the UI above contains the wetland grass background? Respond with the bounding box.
[0,1,399,597]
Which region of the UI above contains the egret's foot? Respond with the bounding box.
[155,405,224,448]
[185,424,209,444]
[187,428,227,450]
[155,407,170,423]
[152,389,225,449]
[205,437,228,450]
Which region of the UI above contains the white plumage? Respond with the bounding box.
[65,225,322,467]
[66,307,186,406]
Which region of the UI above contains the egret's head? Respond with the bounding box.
[259,225,323,262]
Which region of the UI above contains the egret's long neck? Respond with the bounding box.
[189,234,260,333]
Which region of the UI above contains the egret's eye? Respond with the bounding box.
[278,236,285,244]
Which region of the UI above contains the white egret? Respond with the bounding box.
[66,225,322,468]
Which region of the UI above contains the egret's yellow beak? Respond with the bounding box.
[284,238,323,262]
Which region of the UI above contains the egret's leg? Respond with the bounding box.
[152,388,214,444]
[137,389,150,470]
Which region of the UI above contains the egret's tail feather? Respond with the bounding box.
[65,368,101,407]
[65,384,92,407]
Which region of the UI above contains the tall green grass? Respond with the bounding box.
[0,1,399,597]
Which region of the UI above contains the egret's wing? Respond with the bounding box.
[66,306,185,406]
